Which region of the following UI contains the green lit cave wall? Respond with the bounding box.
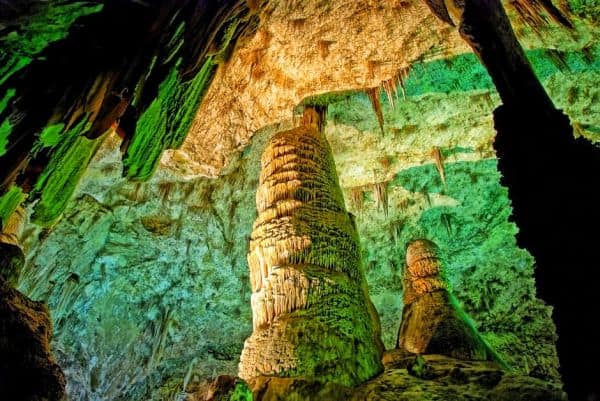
[0,0,257,228]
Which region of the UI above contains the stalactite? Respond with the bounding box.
[239,108,383,387]
[372,182,389,217]
[440,213,452,236]
[349,187,365,213]
[508,0,572,34]
[0,0,263,223]
[317,40,334,59]
[381,65,411,107]
[366,87,385,135]
[431,146,447,188]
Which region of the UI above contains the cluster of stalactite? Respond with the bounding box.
[397,239,491,361]
[0,0,262,227]
[239,109,383,387]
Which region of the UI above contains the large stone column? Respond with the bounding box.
[397,239,489,361]
[238,108,383,386]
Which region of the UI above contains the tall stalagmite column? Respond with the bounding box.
[397,239,489,360]
[238,108,383,386]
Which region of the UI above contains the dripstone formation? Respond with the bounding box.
[238,110,383,386]
[397,239,489,360]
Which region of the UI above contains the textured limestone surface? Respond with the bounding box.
[161,0,599,178]
[248,352,566,401]
[239,124,382,385]
[15,43,600,399]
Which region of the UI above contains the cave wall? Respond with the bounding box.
[14,44,599,399]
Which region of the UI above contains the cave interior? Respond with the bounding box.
[1,1,599,400]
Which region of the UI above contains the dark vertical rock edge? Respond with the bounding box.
[422,0,600,397]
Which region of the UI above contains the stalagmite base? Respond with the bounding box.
[397,239,489,360]
[238,109,383,386]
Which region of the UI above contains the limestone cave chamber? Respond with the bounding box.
[1,1,599,400]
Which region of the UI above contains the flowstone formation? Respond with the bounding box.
[398,239,489,360]
[239,111,383,386]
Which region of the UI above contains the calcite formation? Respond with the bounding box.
[397,239,489,360]
[238,112,383,386]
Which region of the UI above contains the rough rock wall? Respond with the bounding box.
[17,131,265,401]
[0,283,66,401]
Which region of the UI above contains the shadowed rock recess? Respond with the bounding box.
[0,0,599,400]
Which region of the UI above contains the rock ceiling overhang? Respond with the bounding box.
[161,0,596,178]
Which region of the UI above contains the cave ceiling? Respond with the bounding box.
[162,0,598,179]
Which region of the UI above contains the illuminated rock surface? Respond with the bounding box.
[239,117,383,385]
[0,206,26,285]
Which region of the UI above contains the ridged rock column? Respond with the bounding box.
[238,108,383,386]
[397,239,488,360]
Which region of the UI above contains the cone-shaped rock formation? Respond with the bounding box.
[238,109,383,386]
[397,239,489,360]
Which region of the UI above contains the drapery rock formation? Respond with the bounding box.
[238,111,383,386]
[398,239,489,360]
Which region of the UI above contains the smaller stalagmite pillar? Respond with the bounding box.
[0,206,27,285]
[397,239,488,360]
[238,107,383,386]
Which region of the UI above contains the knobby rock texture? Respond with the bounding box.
[239,123,383,386]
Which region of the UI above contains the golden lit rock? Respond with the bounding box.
[239,109,383,386]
